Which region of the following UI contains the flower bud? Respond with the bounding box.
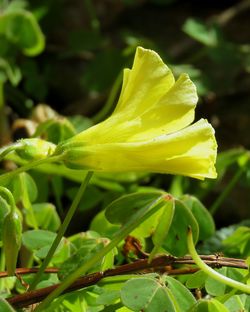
[2,210,22,276]
[16,138,56,160]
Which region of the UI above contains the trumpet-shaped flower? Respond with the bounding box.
[55,47,217,180]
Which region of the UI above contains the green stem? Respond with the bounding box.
[210,165,245,215]
[0,144,21,162]
[0,186,15,213]
[93,70,123,123]
[0,155,63,186]
[29,171,93,291]
[34,197,165,311]
[187,227,250,294]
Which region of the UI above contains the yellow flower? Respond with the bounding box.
[55,47,217,180]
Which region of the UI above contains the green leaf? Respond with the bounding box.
[95,289,120,306]
[186,270,207,289]
[25,203,61,232]
[216,149,247,179]
[223,226,250,257]
[149,197,175,260]
[105,192,164,225]
[22,229,56,251]
[59,232,116,279]
[199,220,250,255]
[182,18,219,47]
[0,298,16,312]
[105,191,166,241]
[163,199,199,256]
[68,115,93,133]
[101,246,117,272]
[205,267,244,296]
[44,289,89,312]
[130,207,163,239]
[121,277,178,312]
[0,10,45,56]
[69,231,101,248]
[165,276,196,311]
[205,268,227,296]
[189,299,229,312]
[4,0,28,13]
[34,118,76,144]
[11,172,37,203]
[58,242,105,280]
[90,210,119,237]
[180,195,215,240]
[22,229,69,262]
[0,57,21,85]
[224,294,250,312]
[32,172,49,202]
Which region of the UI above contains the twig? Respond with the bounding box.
[215,0,250,26]
[6,254,247,309]
[0,268,58,278]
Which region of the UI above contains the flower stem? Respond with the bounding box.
[34,197,165,311]
[29,171,93,291]
[187,227,250,294]
[210,165,245,215]
[0,155,63,186]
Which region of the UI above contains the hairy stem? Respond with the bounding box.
[0,155,63,185]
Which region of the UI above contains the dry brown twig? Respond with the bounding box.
[3,254,248,309]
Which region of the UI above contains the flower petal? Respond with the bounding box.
[64,119,217,180]
[125,73,198,142]
[72,53,198,144]
[114,47,175,116]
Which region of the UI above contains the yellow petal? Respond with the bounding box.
[63,119,217,180]
[125,73,198,142]
[55,47,217,180]
[114,47,175,116]
[71,50,197,144]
